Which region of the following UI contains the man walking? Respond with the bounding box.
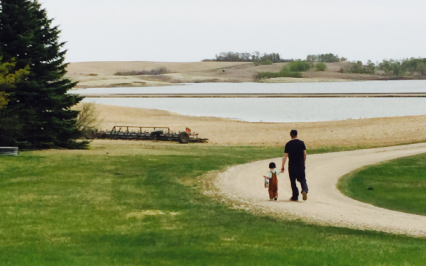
[281,130,308,201]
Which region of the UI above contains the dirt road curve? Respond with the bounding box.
[214,143,426,237]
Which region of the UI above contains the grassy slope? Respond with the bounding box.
[338,153,426,216]
[0,144,425,266]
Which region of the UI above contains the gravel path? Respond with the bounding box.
[214,143,426,237]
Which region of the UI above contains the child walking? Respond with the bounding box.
[263,162,279,201]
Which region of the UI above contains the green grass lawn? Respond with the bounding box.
[338,153,426,216]
[1,143,426,266]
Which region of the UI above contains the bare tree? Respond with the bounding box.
[76,102,104,138]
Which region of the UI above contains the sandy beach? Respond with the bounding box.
[93,103,426,148]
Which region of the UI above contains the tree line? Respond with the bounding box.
[379,58,426,76]
[205,51,293,63]
[306,53,344,62]
[340,58,426,76]
[0,0,86,149]
[207,52,426,78]
[207,52,347,64]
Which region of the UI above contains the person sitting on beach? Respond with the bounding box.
[263,162,279,201]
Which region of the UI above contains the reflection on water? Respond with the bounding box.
[83,97,426,122]
[74,80,426,95]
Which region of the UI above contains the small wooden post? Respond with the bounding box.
[0,147,19,156]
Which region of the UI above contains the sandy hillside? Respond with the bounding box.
[93,104,426,148]
[67,61,385,88]
[67,61,250,88]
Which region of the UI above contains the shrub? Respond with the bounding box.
[344,61,375,74]
[0,92,7,110]
[254,59,273,66]
[417,62,426,76]
[400,58,426,76]
[76,103,104,139]
[115,67,169,76]
[253,66,303,81]
[214,51,285,62]
[288,60,311,72]
[306,53,341,62]
[315,62,327,71]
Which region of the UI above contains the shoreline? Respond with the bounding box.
[92,103,426,147]
[75,92,426,98]
[71,76,426,89]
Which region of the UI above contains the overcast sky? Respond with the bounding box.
[40,0,426,63]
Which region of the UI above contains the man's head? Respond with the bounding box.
[290,129,298,139]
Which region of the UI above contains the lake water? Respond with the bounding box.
[82,97,426,123]
[74,80,426,95]
[78,81,426,122]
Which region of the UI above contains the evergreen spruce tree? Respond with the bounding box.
[0,57,30,144]
[0,0,86,148]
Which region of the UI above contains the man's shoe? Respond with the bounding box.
[302,191,308,201]
[289,197,298,202]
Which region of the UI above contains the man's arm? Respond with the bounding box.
[281,153,288,173]
[304,150,307,163]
